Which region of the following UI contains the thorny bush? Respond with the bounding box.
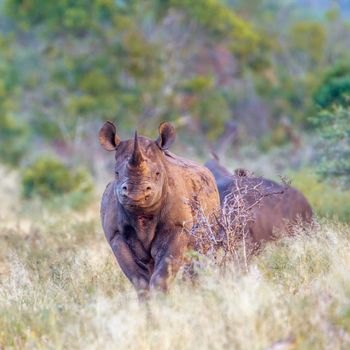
[188,174,288,274]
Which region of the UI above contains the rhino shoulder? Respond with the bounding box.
[100,182,120,235]
[165,151,216,183]
[101,182,114,215]
[164,151,201,170]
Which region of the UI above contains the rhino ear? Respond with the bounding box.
[156,122,176,150]
[99,121,121,151]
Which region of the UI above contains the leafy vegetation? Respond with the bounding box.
[291,169,350,221]
[313,61,350,110]
[21,156,93,200]
[0,0,349,167]
[312,62,350,187]
[0,35,28,165]
[315,105,350,187]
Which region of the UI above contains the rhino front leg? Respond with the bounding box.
[110,235,150,299]
[150,230,187,292]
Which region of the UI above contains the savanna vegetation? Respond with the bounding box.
[1,0,350,349]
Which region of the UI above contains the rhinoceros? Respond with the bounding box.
[205,157,313,243]
[99,121,220,297]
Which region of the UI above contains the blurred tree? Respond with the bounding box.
[313,61,350,110]
[3,0,273,147]
[1,0,350,164]
[288,21,326,69]
[313,104,350,187]
[176,75,231,140]
[312,61,350,187]
[0,34,29,165]
[155,0,270,70]
[5,0,164,141]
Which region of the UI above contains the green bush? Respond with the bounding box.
[288,21,326,67]
[0,113,28,165]
[311,62,350,187]
[154,0,267,68]
[21,157,93,200]
[290,169,350,222]
[314,104,350,187]
[5,0,117,33]
[258,126,290,152]
[313,61,350,110]
[0,35,29,166]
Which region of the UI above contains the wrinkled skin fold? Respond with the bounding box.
[99,121,220,298]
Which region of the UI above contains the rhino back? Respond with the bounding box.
[163,152,220,219]
[215,175,313,242]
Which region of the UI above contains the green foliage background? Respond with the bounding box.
[0,0,350,200]
[312,62,350,187]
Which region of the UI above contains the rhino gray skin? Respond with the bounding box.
[99,122,220,298]
[204,157,313,243]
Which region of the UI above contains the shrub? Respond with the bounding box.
[258,126,290,152]
[288,21,326,67]
[314,104,350,187]
[311,61,350,187]
[313,61,350,110]
[154,0,267,68]
[0,113,28,166]
[0,35,29,166]
[21,156,93,200]
[290,168,350,222]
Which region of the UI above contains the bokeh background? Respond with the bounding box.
[1,0,350,219]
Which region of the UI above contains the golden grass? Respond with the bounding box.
[1,165,350,349]
[1,201,350,349]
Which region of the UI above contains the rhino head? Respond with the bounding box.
[99,121,176,211]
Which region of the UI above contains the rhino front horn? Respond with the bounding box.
[129,131,145,167]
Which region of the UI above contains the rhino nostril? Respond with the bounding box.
[145,195,150,200]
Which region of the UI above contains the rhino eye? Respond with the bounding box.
[115,171,119,177]
[156,172,160,177]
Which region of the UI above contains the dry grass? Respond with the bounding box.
[1,168,350,350]
[1,204,350,349]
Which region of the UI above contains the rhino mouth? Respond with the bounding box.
[123,200,147,208]
[119,196,153,209]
